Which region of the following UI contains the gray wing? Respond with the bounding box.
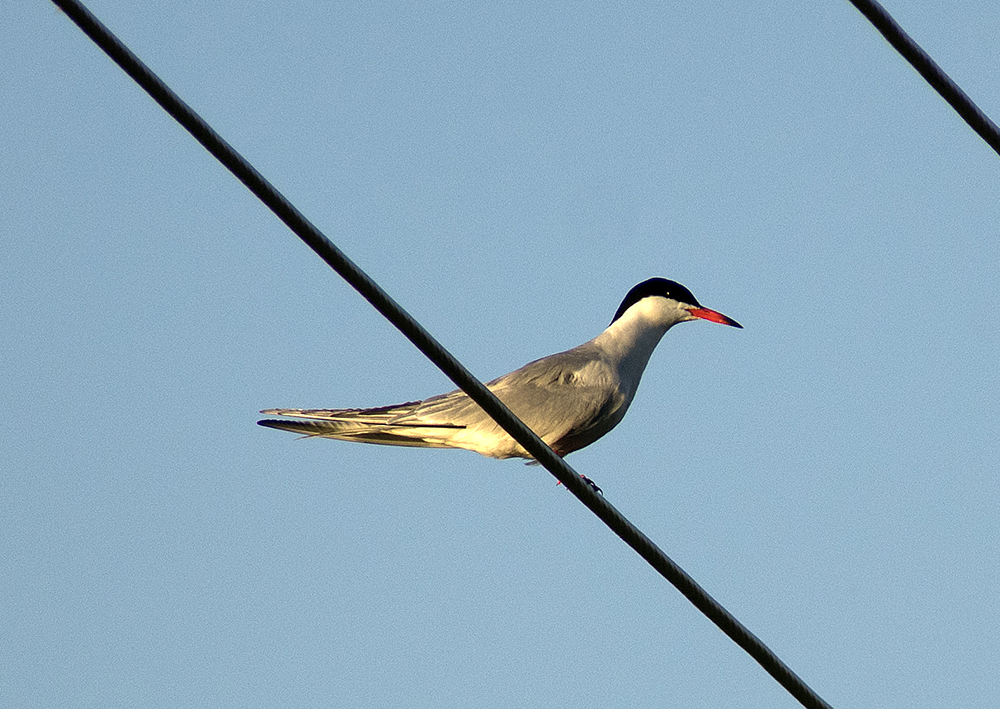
[483,345,625,454]
[259,343,624,456]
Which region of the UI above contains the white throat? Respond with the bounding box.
[590,298,688,392]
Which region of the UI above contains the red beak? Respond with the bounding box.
[688,307,743,329]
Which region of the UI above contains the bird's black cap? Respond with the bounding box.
[610,278,701,324]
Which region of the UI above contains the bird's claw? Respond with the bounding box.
[556,474,602,495]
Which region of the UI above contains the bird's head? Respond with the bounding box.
[610,278,743,329]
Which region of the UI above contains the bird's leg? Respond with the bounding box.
[532,451,603,494]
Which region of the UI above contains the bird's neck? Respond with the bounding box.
[591,310,675,381]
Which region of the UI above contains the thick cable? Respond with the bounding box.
[50,1,833,707]
[847,0,1000,158]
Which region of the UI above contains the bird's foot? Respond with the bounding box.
[556,475,602,495]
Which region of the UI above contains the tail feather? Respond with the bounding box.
[257,402,466,450]
[259,401,424,422]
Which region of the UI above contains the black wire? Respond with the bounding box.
[847,0,1000,157]
[50,1,834,707]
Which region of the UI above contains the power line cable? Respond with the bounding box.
[847,0,1000,157]
[49,1,837,706]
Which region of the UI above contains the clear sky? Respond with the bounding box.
[4,2,999,707]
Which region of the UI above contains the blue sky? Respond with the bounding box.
[4,2,999,707]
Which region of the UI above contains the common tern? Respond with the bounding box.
[259,278,741,462]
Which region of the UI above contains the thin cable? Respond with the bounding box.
[847,0,1000,158]
[50,2,833,707]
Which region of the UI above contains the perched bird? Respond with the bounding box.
[259,278,741,462]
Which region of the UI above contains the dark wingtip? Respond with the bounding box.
[258,418,302,430]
